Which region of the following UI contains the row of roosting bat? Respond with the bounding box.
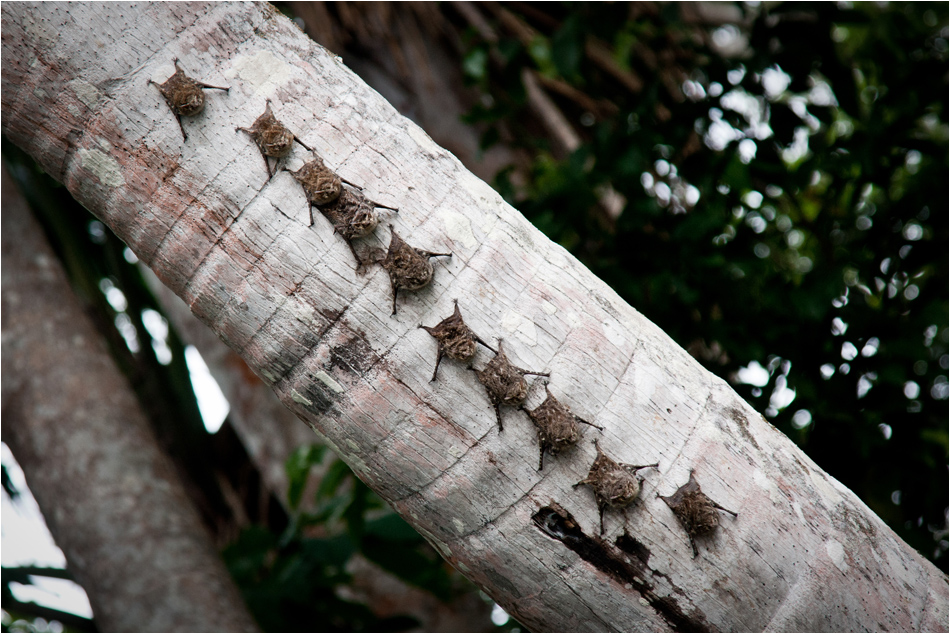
[152,60,737,558]
[418,301,737,556]
[152,59,451,315]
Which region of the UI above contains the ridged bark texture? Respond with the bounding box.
[2,3,946,631]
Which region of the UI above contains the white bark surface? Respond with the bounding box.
[144,269,497,632]
[2,3,946,631]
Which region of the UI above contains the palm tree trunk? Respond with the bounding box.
[2,2,946,631]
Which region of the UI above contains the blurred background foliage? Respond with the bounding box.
[2,2,947,632]
[445,0,949,573]
[222,445,460,632]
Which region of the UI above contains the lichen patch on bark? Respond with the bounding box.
[314,370,344,394]
[78,148,125,187]
[226,50,293,98]
[68,78,100,107]
[442,210,477,250]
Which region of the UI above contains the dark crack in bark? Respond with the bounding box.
[532,504,710,633]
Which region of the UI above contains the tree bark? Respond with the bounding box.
[144,267,318,511]
[2,3,946,631]
[1,166,258,632]
[143,269,496,633]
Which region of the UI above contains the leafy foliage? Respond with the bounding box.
[223,446,463,631]
[461,2,948,570]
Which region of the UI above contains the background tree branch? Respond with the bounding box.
[1,165,258,632]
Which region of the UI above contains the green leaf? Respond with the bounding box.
[314,458,353,503]
[285,445,326,511]
[551,16,585,81]
[360,535,454,601]
[527,35,555,76]
[365,513,426,543]
[463,46,489,81]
